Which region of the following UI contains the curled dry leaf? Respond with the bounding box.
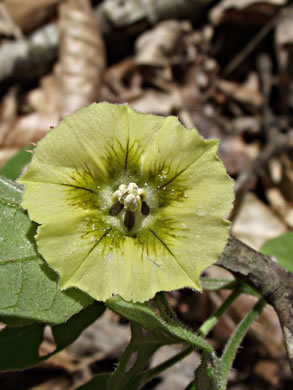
[0,88,17,146]
[280,154,293,203]
[131,89,182,116]
[0,3,22,38]
[135,20,193,67]
[217,72,263,109]
[267,188,293,228]
[134,20,196,84]
[209,0,285,25]
[232,192,287,250]
[2,0,106,152]
[98,0,215,30]
[58,0,106,117]
[0,23,58,84]
[3,74,60,150]
[101,57,143,103]
[3,0,62,33]
[275,5,293,50]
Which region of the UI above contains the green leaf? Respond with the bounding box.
[1,145,33,180]
[108,322,162,390]
[52,301,105,350]
[0,302,105,371]
[218,299,265,390]
[193,353,218,390]
[261,232,293,273]
[107,297,214,354]
[0,324,44,371]
[0,176,92,325]
[77,373,111,390]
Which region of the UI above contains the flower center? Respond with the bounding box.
[109,182,150,230]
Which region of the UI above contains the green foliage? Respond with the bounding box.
[0,175,106,370]
[107,322,163,390]
[0,176,92,325]
[0,145,269,387]
[1,145,33,180]
[0,302,105,371]
[0,324,44,370]
[261,232,293,273]
[77,373,112,389]
[107,296,214,354]
[217,298,266,390]
[193,353,217,390]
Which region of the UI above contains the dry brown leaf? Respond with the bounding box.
[217,72,262,108]
[3,0,106,153]
[210,0,285,25]
[280,154,293,202]
[275,6,293,49]
[31,376,71,390]
[2,73,60,150]
[134,20,195,84]
[131,89,182,116]
[100,57,144,103]
[58,0,106,117]
[0,148,17,169]
[135,20,193,67]
[218,135,252,176]
[0,88,17,146]
[232,192,287,250]
[266,188,293,228]
[4,112,57,148]
[3,0,62,33]
[254,360,280,387]
[0,3,22,38]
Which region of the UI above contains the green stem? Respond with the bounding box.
[142,345,194,385]
[219,298,266,390]
[154,291,178,322]
[200,277,237,291]
[107,322,159,390]
[198,286,242,337]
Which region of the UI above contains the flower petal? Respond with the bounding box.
[19,103,168,224]
[20,182,102,224]
[155,142,234,218]
[151,210,231,285]
[141,116,216,189]
[36,218,198,302]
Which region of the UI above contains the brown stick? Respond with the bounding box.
[218,235,293,373]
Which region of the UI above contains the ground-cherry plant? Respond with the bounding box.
[0,103,268,389]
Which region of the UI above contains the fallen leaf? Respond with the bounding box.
[0,3,22,38]
[210,0,285,25]
[217,72,262,109]
[57,0,106,117]
[3,0,62,33]
[232,192,287,250]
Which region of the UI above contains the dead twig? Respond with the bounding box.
[230,52,293,221]
[223,6,285,77]
[218,235,293,374]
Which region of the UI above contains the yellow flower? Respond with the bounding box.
[19,103,234,302]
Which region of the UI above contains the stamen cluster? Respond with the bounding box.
[110,182,149,230]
